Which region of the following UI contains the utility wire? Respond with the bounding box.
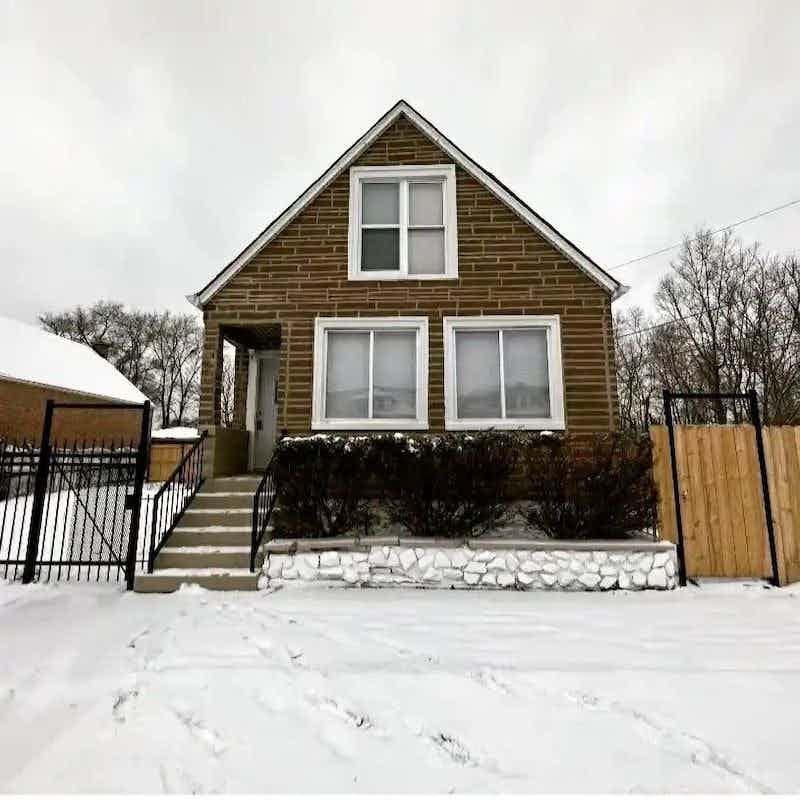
[617,307,800,340]
[609,198,800,271]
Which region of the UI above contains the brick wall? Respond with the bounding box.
[200,114,619,436]
[0,379,145,445]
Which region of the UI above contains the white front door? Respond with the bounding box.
[249,353,279,470]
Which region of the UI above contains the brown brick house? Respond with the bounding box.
[189,100,627,477]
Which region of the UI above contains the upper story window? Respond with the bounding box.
[443,315,566,431]
[348,165,458,281]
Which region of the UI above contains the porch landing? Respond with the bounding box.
[134,475,265,593]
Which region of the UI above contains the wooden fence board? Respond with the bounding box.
[148,440,198,482]
[650,426,676,544]
[766,427,800,584]
[733,426,769,575]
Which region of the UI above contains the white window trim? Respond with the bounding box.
[348,164,458,281]
[312,317,429,430]
[443,315,566,431]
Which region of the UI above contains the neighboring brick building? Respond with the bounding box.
[0,315,148,444]
[189,100,627,476]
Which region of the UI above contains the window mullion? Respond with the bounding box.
[368,330,375,419]
[498,329,506,419]
[322,329,330,419]
[399,180,409,275]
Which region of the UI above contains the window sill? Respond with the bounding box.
[348,273,459,282]
[311,419,429,431]
[444,418,566,431]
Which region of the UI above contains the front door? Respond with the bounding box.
[252,353,279,470]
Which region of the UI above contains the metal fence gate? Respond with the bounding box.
[0,400,150,587]
[653,389,781,586]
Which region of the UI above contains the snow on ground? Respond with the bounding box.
[151,427,200,440]
[1,581,799,793]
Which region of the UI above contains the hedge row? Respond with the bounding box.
[271,431,657,541]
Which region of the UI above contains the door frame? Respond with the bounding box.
[246,350,280,471]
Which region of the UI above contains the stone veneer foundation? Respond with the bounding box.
[260,538,677,591]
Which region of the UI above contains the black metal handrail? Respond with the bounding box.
[251,455,279,572]
[148,431,208,572]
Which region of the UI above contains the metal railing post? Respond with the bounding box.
[663,389,688,587]
[125,401,151,590]
[748,390,781,586]
[22,399,55,584]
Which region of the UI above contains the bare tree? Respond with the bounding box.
[150,312,203,428]
[613,307,657,430]
[219,343,236,427]
[40,302,206,429]
[615,231,800,427]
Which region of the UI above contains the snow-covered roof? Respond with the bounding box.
[151,426,200,440]
[0,315,148,405]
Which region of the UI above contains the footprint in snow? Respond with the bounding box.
[112,687,139,722]
[306,691,375,731]
[172,706,228,757]
[127,628,150,649]
[469,668,514,695]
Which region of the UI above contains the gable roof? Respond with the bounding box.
[0,315,148,405]
[189,100,627,307]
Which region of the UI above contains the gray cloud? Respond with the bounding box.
[1,0,798,322]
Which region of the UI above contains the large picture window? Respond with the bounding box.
[348,165,458,280]
[443,316,565,430]
[312,317,429,430]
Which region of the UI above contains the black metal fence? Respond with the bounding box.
[147,431,207,572]
[0,400,150,587]
[251,455,278,571]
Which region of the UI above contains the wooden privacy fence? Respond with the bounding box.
[651,424,800,585]
[148,438,200,482]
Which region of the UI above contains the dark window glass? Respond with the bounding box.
[361,228,400,271]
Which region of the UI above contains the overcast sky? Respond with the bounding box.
[2,0,799,324]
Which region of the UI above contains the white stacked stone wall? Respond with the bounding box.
[261,541,677,591]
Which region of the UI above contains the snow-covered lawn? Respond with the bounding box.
[1,582,799,793]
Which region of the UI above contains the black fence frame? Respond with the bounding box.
[0,399,151,588]
[148,431,207,572]
[662,388,780,587]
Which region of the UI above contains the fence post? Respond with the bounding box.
[663,389,688,587]
[22,400,55,584]
[748,390,781,586]
[125,401,151,590]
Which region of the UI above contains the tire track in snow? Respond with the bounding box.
[220,599,518,781]
[521,679,775,794]
[171,706,228,757]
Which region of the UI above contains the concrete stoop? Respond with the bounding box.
[134,474,266,593]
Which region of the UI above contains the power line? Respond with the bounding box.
[618,310,800,347]
[609,198,800,272]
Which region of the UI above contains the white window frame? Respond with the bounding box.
[443,315,566,431]
[312,317,429,430]
[347,165,458,281]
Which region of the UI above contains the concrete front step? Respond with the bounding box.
[156,545,259,570]
[203,475,262,494]
[192,492,256,509]
[168,527,253,547]
[179,509,252,528]
[134,569,259,593]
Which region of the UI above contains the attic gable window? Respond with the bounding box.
[348,165,458,280]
